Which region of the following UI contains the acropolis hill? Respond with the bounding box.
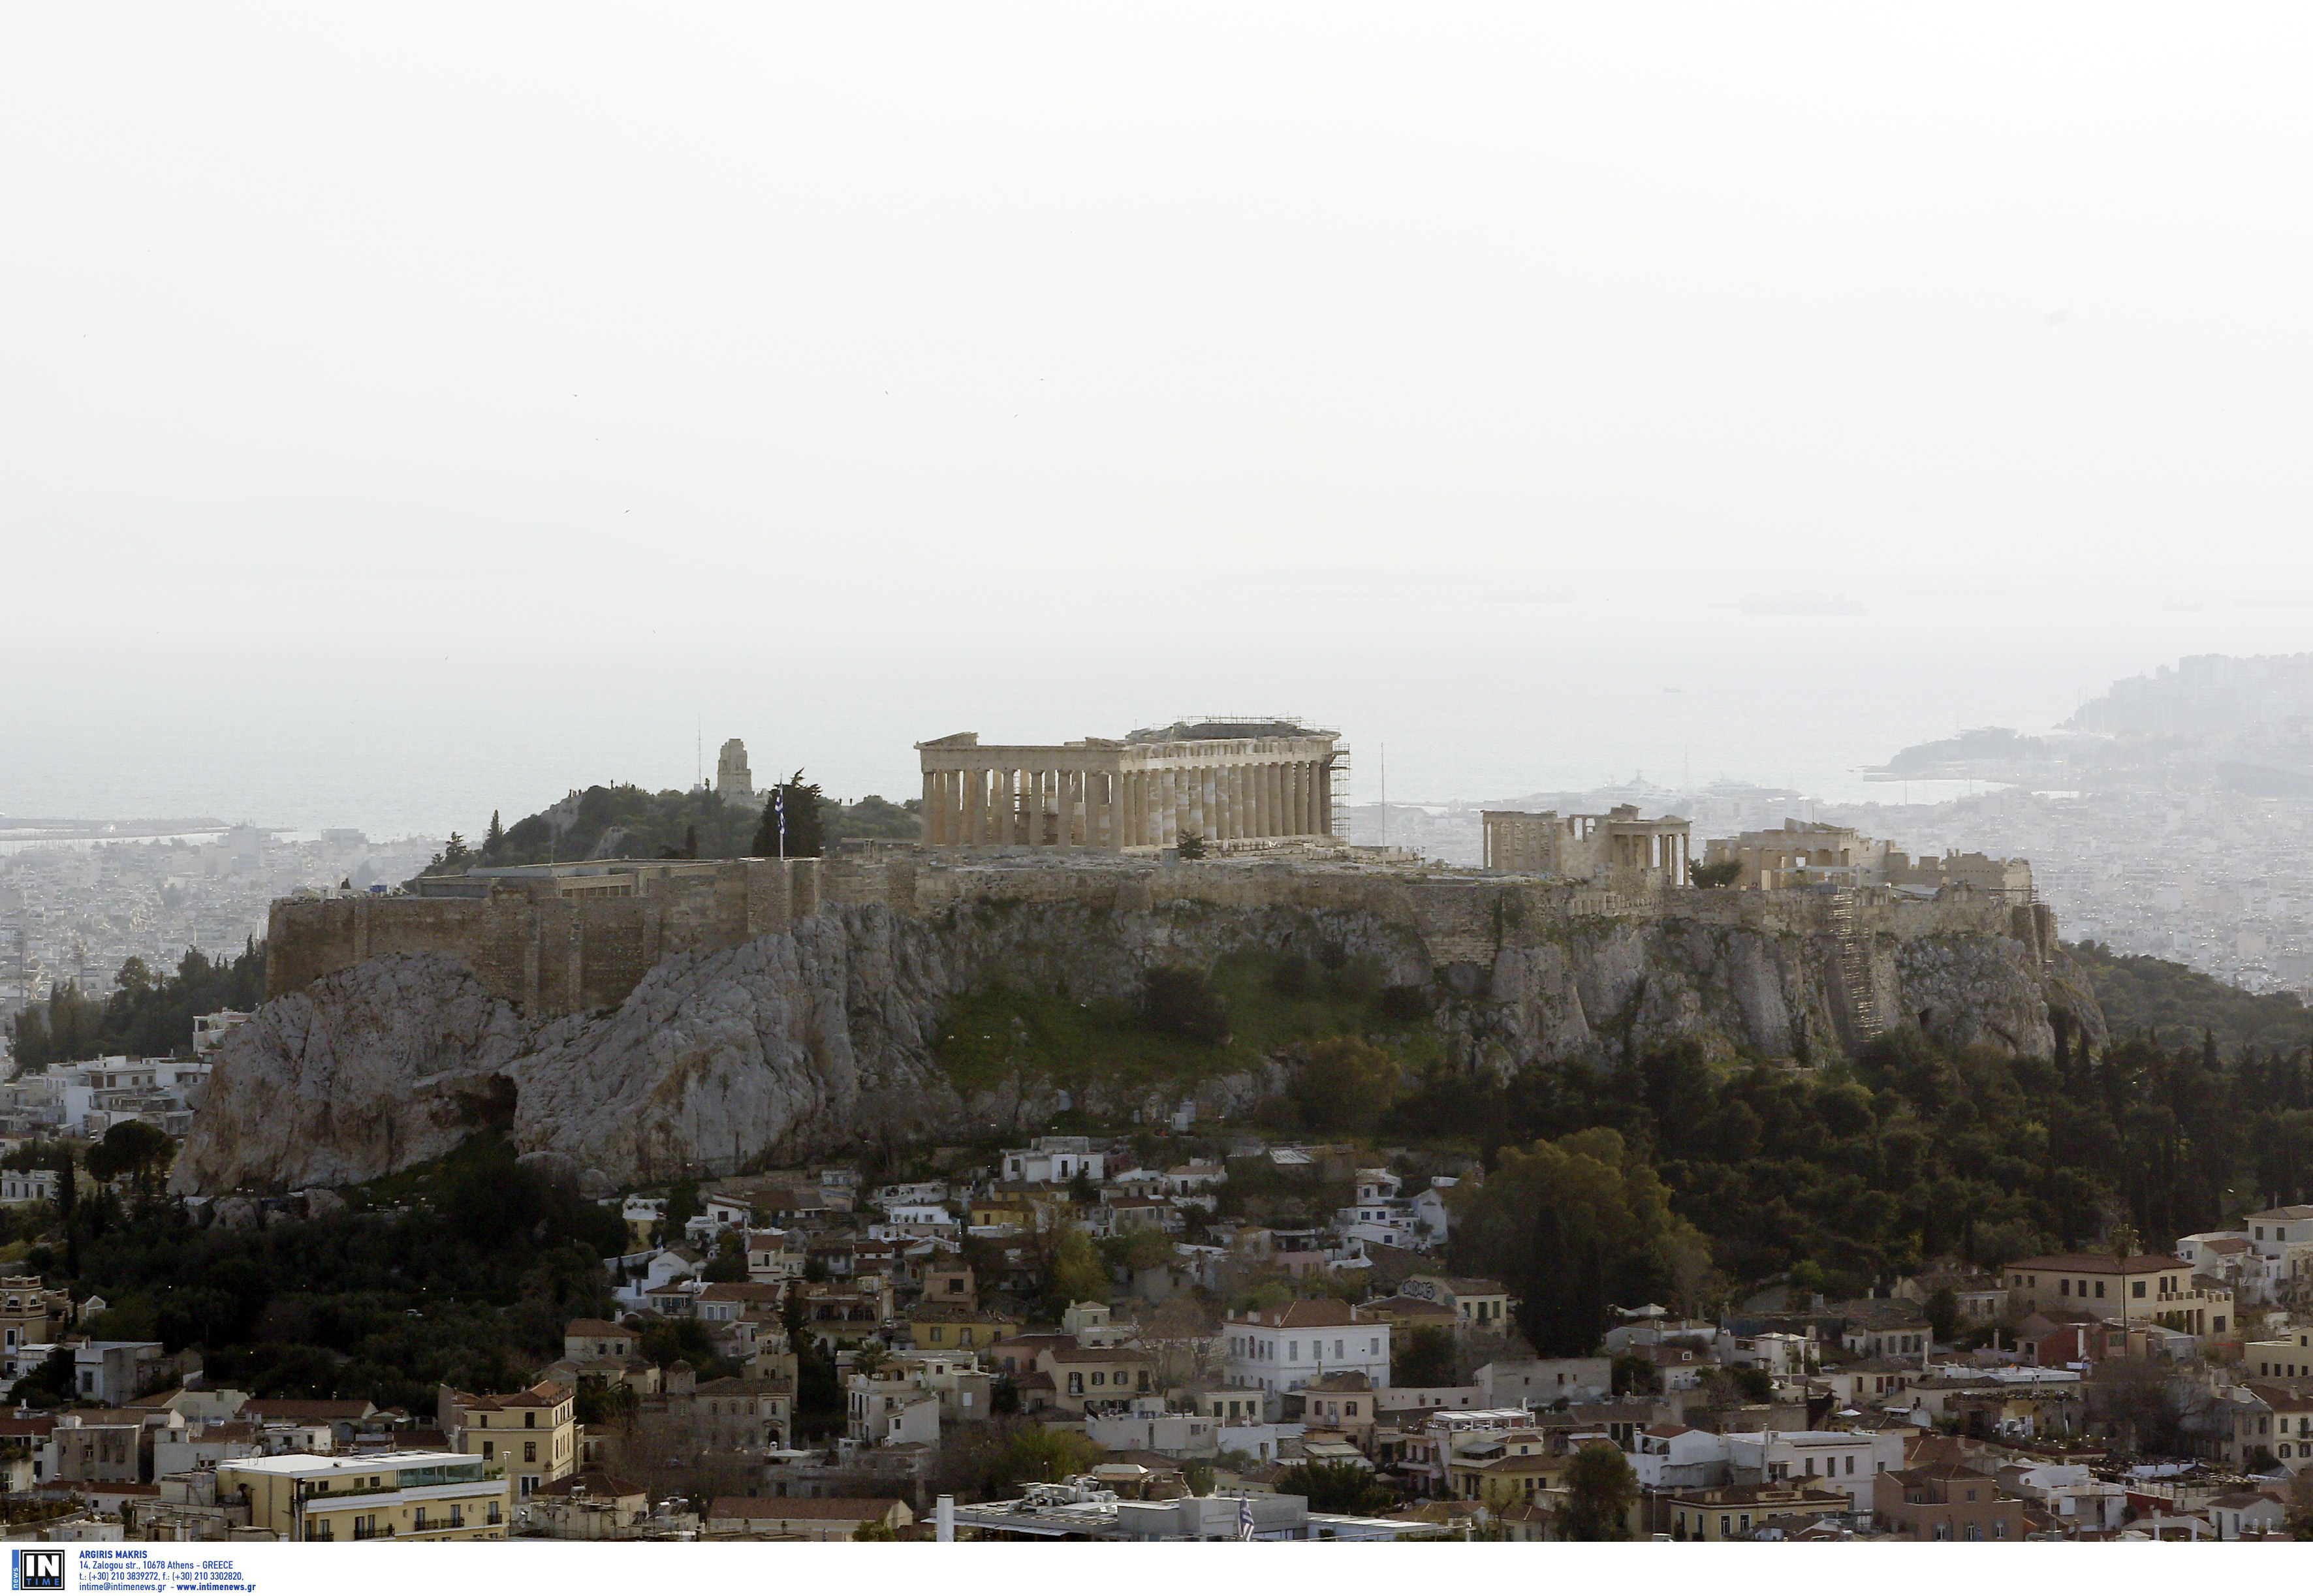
[193,835,2100,1194]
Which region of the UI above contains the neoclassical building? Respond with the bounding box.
[917,719,1340,851]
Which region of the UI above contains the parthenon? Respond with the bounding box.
[917,719,1341,850]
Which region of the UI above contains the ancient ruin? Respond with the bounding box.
[1705,819,2034,897]
[1480,804,1692,884]
[915,719,1341,851]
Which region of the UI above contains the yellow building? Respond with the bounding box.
[1446,1435,1571,1511]
[2005,1253,2233,1338]
[439,1380,576,1499]
[0,1275,72,1354]
[907,1303,1020,1353]
[217,1450,509,1542]
[1665,1482,1847,1541]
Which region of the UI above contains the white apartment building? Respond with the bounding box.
[1724,1429,1906,1509]
[1000,1137,1106,1185]
[1222,1300,1391,1400]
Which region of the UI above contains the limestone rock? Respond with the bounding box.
[172,952,531,1196]
[298,1188,348,1221]
[177,896,2101,1195]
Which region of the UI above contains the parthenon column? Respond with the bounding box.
[1260,762,1279,838]
[1316,760,1333,837]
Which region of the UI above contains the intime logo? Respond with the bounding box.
[9,1550,63,1591]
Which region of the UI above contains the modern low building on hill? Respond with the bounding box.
[216,1451,509,1542]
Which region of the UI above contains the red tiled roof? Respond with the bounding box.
[2007,1254,2190,1274]
[243,1400,375,1421]
[1230,1299,1376,1330]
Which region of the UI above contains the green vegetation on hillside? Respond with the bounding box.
[40,1136,629,1411]
[7,943,264,1068]
[441,780,921,873]
[2068,939,2313,1054]
[1424,1022,2313,1305]
[930,950,1438,1099]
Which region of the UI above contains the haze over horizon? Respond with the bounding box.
[6,8,2311,836]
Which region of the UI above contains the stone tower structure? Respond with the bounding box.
[716,738,755,806]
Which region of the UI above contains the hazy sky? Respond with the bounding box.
[5,7,2311,836]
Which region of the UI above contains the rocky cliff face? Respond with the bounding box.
[175,896,2102,1194]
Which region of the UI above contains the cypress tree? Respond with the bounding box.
[752,771,825,858]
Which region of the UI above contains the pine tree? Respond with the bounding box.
[483,810,505,858]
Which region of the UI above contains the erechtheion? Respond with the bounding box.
[1480,804,1693,884]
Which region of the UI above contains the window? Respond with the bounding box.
[488,1502,501,1525]
[525,1411,537,1428]
[2060,1280,2070,1296]
[524,1443,537,1463]
[481,1442,494,1462]
[2094,1281,2106,1299]
[2133,1281,2147,1298]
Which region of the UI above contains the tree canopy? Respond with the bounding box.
[8,943,264,1067]
[1452,1127,1711,1355]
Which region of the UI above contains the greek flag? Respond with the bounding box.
[1238,1494,1255,1541]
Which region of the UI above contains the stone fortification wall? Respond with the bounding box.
[267,860,821,1019]
[268,852,2043,1024]
[197,853,2097,1194]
